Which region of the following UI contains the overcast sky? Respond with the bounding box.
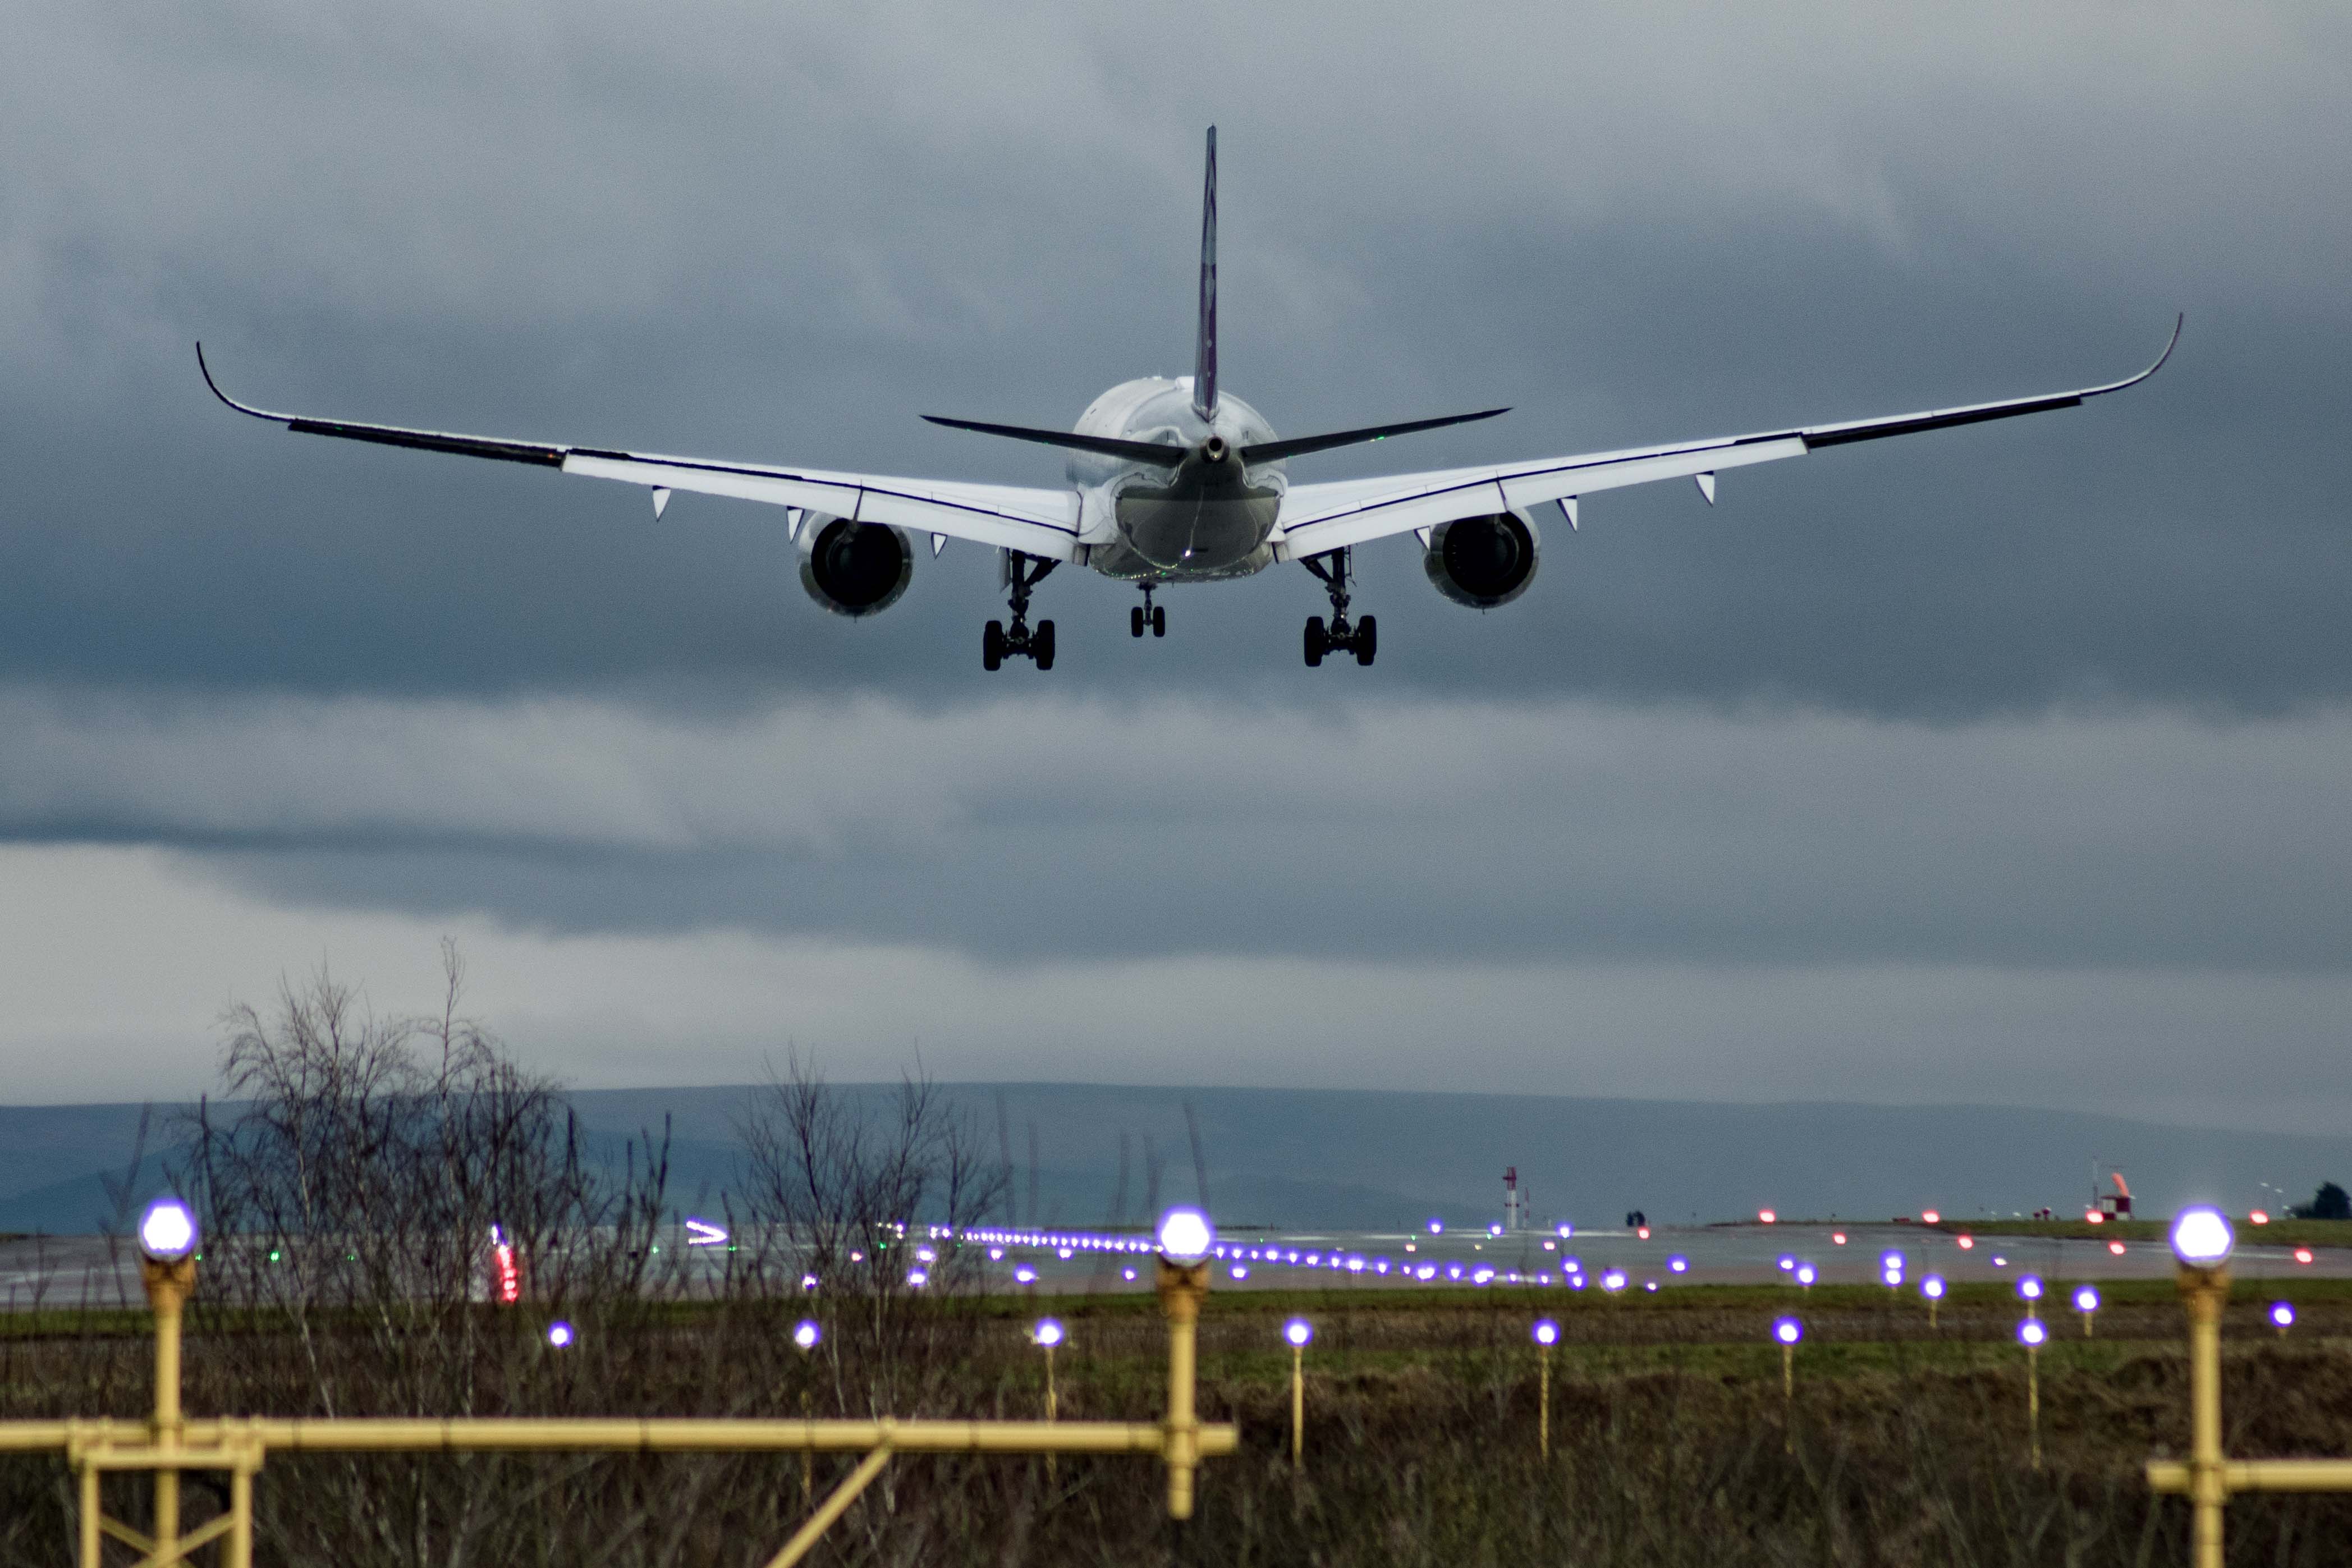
[3,3,2349,1130]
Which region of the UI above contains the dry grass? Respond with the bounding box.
[7,1281,2352,1567]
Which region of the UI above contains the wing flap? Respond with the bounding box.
[202,345,1082,560]
[1273,319,2177,558]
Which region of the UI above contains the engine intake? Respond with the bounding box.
[799,516,915,617]
[1423,512,1539,609]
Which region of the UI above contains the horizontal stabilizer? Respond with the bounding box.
[921,415,1184,467]
[1241,407,1509,466]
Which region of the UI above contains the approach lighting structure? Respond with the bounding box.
[2171,1208,2234,1267]
[136,1197,198,1264]
[1158,1207,1214,1265]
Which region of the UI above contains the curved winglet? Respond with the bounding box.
[196,342,292,423]
[2124,313,2185,392]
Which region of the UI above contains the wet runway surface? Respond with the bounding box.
[8,1221,2342,1310]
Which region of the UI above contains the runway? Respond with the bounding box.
[8,1219,2342,1311]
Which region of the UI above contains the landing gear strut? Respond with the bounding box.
[1301,548,1376,667]
[984,551,1057,671]
[1130,584,1167,639]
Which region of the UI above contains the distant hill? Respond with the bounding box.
[4,1085,2344,1235]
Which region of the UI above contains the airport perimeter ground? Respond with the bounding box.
[7,1266,2352,1567]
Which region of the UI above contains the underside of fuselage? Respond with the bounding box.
[1067,376,1287,582]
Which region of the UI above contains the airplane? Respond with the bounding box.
[199,127,2178,672]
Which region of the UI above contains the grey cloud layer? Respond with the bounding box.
[6,687,2345,971]
[4,3,2351,1115]
[1,3,2348,714]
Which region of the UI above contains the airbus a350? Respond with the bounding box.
[201,128,2177,671]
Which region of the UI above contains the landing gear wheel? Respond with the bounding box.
[1303,548,1380,669]
[986,552,1060,670]
[1131,606,1145,638]
[1151,605,1166,638]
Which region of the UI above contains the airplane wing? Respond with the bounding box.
[198,347,1085,561]
[1271,318,2180,561]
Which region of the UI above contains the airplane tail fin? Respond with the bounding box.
[1192,126,1217,421]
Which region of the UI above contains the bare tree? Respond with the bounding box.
[734,1049,1009,1415]
[178,941,669,1417]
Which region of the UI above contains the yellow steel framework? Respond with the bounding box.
[0,1255,1235,1568]
[2143,1257,2352,1568]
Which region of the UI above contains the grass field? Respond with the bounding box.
[6,1273,2351,1566]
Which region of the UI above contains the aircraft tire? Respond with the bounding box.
[1304,616,1326,667]
[1131,606,1145,638]
[1356,615,1377,667]
[983,621,1005,671]
[1035,619,1056,671]
[1152,605,1166,637]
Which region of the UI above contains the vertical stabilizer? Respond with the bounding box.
[1193,126,1218,421]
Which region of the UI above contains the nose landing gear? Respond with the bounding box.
[1301,548,1376,667]
[1129,584,1167,639]
[984,551,1057,671]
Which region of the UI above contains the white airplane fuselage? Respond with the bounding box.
[1065,377,1286,582]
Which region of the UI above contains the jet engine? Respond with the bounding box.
[797,514,915,617]
[1422,512,1540,609]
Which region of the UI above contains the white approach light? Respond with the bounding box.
[546,1321,575,1349]
[2018,1319,2048,1347]
[136,1196,199,1263]
[1284,1317,1314,1348]
[1773,1317,1803,1346]
[2074,1285,2101,1314]
[1532,1318,1558,1346]
[1032,1318,1065,1348]
[2018,1276,2044,1301]
[2171,1207,2235,1266]
[792,1319,822,1351]
[1922,1276,1946,1300]
[1157,1207,1214,1264]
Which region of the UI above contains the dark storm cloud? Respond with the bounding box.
[1,3,2348,715]
[5,689,2349,973]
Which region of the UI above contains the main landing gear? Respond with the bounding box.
[1301,548,1376,667]
[984,551,1057,671]
[1130,583,1167,639]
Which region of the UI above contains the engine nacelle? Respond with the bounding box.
[797,515,915,617]
[1423,512,1540,609]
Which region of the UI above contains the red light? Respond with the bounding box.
[1922,1209,1941,1225]
[2085,1211,2105,1225]
[2296,1248,2314,1265]
[1636,1226,1650,1240]
[2250,1210,2270,1225]
[1758,1209,1777,1224]
[1956,1235,1975,1250]
[493,1241,520,1304]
